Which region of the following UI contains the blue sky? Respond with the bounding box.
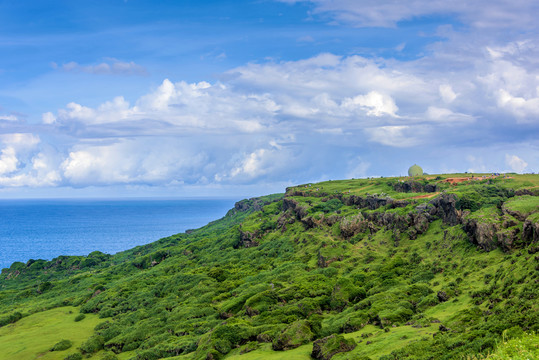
[0,0,537,198]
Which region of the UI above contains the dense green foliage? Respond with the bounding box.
[0,174,538,360]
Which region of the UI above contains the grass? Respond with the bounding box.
[467,332,539,359]
[224,343,311,360]
[503,195,539,217]
[0,306,100,360]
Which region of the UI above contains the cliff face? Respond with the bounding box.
[283,190,538,253]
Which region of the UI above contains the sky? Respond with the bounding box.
[0,0,538,198]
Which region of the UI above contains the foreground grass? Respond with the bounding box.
[0,306,100,360]
[468,332,539,359]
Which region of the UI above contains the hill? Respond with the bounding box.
[0,173,538,360]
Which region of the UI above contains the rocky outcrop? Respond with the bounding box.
[462,218,500,251]
[311,334,357,360]
[344,195,409,210]
[228,196,280,216]
[285,189,536,252]
[523,220,539,243]
[496,227,521,251]
[235,229,260,248]
[393,181,438,193]
[428,193,461,226]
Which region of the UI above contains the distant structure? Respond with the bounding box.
[408,164,423,177]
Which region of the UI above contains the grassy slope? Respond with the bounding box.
[0,307,101,360]
[0,174,538,360]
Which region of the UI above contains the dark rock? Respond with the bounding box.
[497,227,521,251]
[236,230,260,248]
[439,324,450,332]
[318,251,327,268]
[528,246,539,255]
[393,181,438,193]
[523,220,539,244]
[462,218,500,251]
[429,193,460,226]
[437,291,449,302]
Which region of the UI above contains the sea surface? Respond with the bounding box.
[0,198,237,270]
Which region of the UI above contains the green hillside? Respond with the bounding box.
[1,174,538,360]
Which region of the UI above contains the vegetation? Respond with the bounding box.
[0,173,538,360]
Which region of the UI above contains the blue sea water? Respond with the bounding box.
[0,198,237,270]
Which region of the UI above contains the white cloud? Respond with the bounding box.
[60,139,210,186]
[439,85,458,103]
[425,106,474,123]
[56,58,147,76]
[496,89,539,119]
[42,112,56,124]
[0,147,18,175]
[279,0,539,30]
[0,114,18,121]
[0,133,40,150]
[366,126,422,147]
[342,91,398,117]
[505,154,528,173]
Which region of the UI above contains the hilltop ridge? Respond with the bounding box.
[0,173,538,360]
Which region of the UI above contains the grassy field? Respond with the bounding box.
[0,306,100,360]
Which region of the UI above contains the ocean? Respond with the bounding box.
[0,198,237,270]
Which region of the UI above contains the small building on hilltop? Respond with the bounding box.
[408,164,423,177]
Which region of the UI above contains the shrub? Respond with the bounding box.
[64,353,82,360]
[74,314,86,322]
[51,339,73,351]
[79,335,105,354]
[0,311,22,327]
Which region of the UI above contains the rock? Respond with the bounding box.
[497,227,520,251]
[393,181,438,193]
[414,213,430,234]
[429,193,460,226]
[462,218,500,251]
[437,291,449,302]
[528,246,539,255]
[439,324,450,332]
[235,230,260,248]
[523,220,539,244]
[311,334,357,360]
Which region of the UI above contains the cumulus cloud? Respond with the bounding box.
[61,139,209,186]
[0,133,62,187]
[30,41,534,189]
[341,91,399,117]
[0,147,18,175]
[505,154,528,173]
[42,112,56,124]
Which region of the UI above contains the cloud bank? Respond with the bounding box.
[0,0,537,195]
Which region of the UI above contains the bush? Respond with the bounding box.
[64,353,82,360]
[51,339,73,351]
[74,314,86,322]
[100,352,118,360]
[0,311,22,327]
[79,335,105,354]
